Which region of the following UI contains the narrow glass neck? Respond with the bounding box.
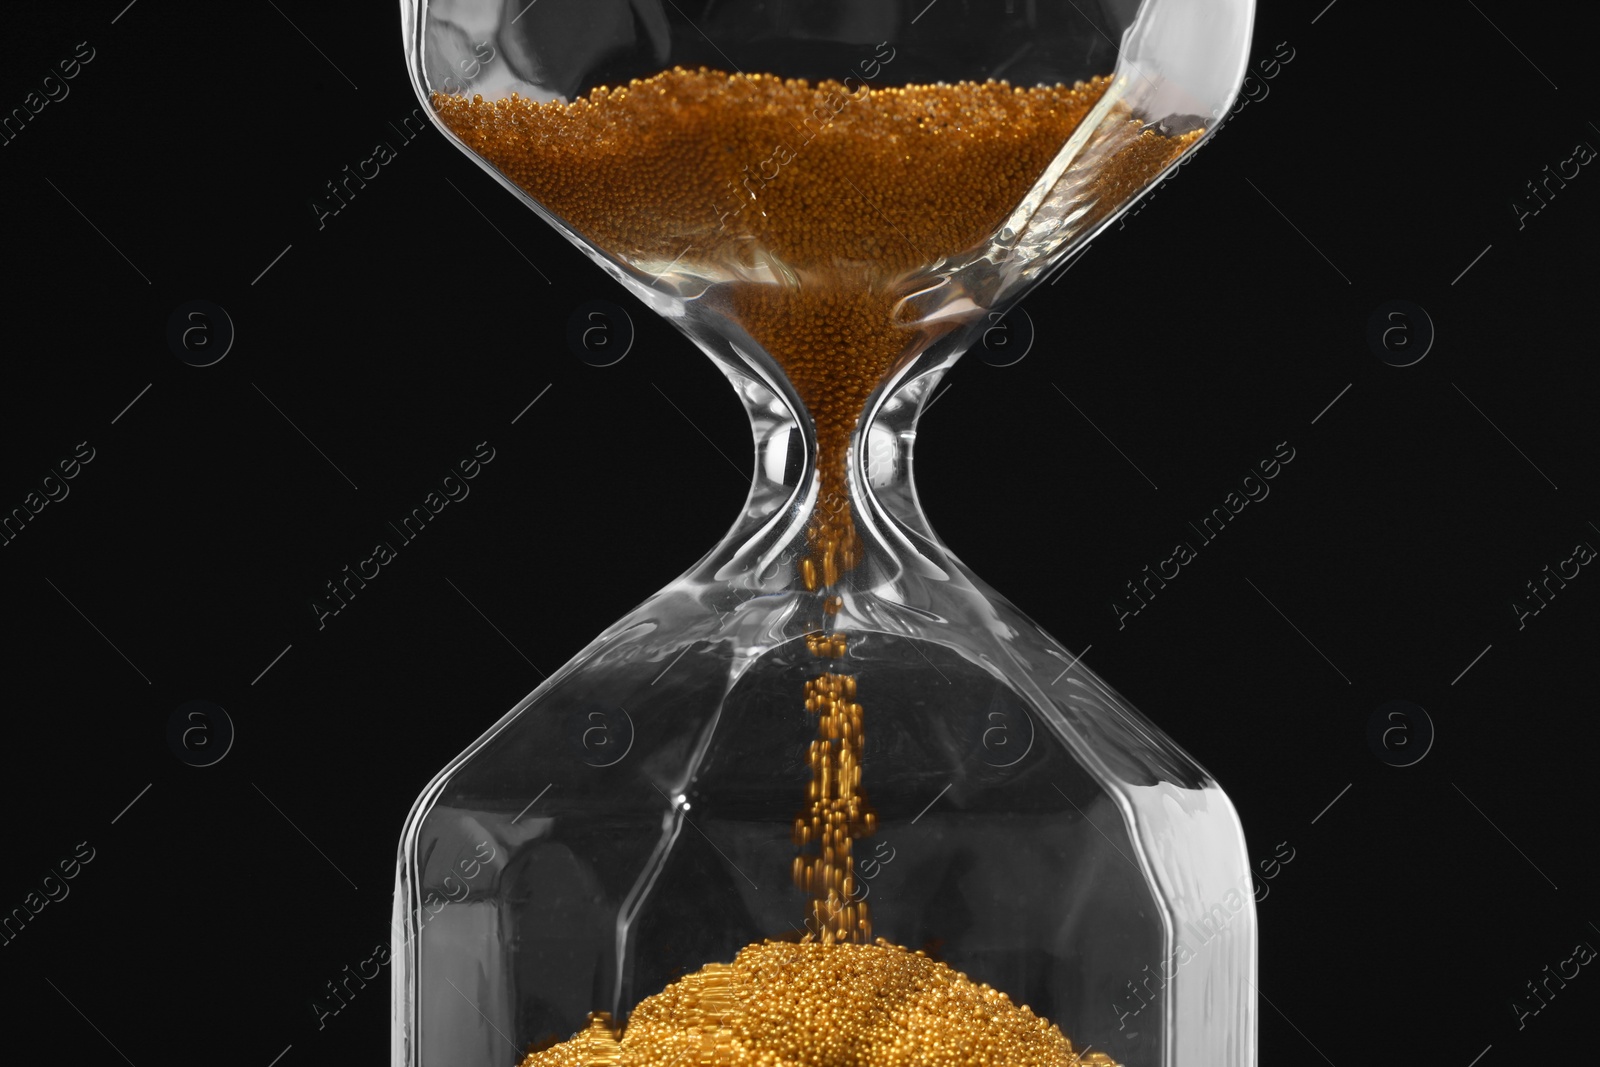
[693,336,968,603]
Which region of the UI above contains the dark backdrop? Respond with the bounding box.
[2,2,1595,1065]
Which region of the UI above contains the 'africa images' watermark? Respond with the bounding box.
[1,840,96,948]
[317,838,499,1029]
[1,441,96,549]
[1112,441,1297,629]
[310,441,497,629]
[1,40,96,148]
[310,107,432,230]
[1511,933,1596,1030]
[1510,534,1594,630]
[1111,878,1253,1031]
[1511,138,1595,230]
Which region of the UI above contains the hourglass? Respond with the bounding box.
[394,2,1257,1065]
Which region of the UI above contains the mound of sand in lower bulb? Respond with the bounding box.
[519,939,1116,1067]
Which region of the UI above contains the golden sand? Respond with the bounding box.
[518,940,1116,1067]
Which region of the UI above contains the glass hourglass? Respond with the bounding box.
[393,2,1257,1065]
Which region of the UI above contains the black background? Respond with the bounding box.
[2,2,1596,1065]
